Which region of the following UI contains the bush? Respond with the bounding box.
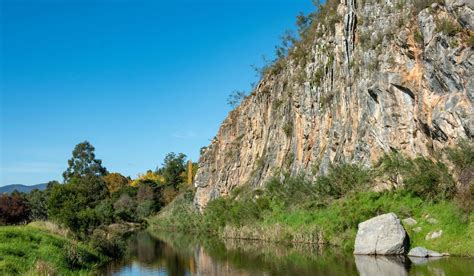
[94,200,115,225]
[89,229,125,258]
[137,200,155,218]
[315,163,371,199]
[0,193,30,225]
[26,189,48,221]
[436,18,460,37]
[376,152,456,201]
[113,194,137,222]
[64,242,101,269]
[446,140,474,212]
[413,0,445,15]
[404,157,455,201]
[265,174,319,209]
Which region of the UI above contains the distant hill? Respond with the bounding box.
[0,184,48,194]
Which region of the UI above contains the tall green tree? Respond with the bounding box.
[157,152,187,188]
[63,141,108,182]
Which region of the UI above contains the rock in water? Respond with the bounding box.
[408,247,443,258]
[354,213,409,255]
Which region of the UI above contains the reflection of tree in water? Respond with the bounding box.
[129,231,192,275]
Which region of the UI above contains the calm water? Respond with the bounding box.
[101,231,474,276]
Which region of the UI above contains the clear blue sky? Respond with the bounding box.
[1,0,314,186]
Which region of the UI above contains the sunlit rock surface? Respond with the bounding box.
[194,0,474,210]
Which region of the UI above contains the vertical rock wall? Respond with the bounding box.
[194,0,474,211]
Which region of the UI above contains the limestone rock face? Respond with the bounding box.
[194,0,474,210]
[354,213,409,255]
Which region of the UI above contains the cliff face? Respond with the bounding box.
[194,0,474,211]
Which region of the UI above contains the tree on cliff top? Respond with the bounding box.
[63,141,108,182]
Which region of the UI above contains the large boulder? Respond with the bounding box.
[354,213,409,255]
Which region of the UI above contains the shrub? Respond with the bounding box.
[414,30,424,44]
[89,229,125,258]
[103,173,130,194]
[26,189,48,221]
[0,194,30,225]
[94,200,115,225]
[413,0,445,15]
[315,163,371,199]
[446,140,474,212]
[64,242,100,269]
[376,152,456,201]
[436,18,460,37]
[113,194,137,222]
[404,157,455,201]
[282,122,293,137]
[137,200,155,218]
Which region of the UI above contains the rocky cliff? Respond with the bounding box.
[194,0,474,211]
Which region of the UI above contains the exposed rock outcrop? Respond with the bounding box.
[194,0,474,210]
[354,213,409,255]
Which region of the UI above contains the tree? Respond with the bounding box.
[63,141,108,182]
[26,189,48,221]
[157,153,187,188]
[103,173,130,194]
[0,194,30,225]
[48,175,108,234]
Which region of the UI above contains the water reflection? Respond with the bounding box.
[101,231,474,276]
[355,255,410,276]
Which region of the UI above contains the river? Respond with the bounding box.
[101,231,474,275]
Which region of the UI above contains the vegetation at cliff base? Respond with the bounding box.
[151,142,474,256]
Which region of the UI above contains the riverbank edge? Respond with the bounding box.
[0,221,147,275]
[0,224,108,275]
[149,191,474,257]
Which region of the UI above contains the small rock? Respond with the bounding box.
[431,3,438,9]
[426,230,443,240]
[413,227,422,233]
[354,213,409,255]
[427,218,438,224]
[408,247,444,257]
[403,218,417,226]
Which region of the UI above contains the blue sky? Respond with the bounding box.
[1,0,314,186]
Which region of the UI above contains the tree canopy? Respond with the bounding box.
[63,141,108,182]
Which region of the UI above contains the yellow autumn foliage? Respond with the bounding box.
[130,170,165,187]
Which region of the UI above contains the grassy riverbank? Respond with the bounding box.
[151,144,474,256]
[151,188,473,256]
[0,224,108,275]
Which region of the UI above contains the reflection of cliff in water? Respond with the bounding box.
[101,231,474,276]
[102,231,358,275]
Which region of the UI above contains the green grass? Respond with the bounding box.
[151,189,473,256]
[261,191,473,255]
[152,144,473,256]
[0,225,108,275]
